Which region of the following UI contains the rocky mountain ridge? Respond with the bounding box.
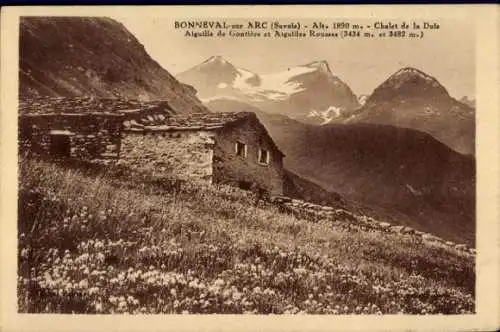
[331,67,475,155]
[19,17,209,114]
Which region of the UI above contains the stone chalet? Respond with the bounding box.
[18,97,285,195]
[120,110,285,195]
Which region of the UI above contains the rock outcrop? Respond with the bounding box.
[19,17,209,114]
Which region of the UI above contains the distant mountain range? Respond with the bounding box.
[177,56,360,125]
[179,58,475,155]
[19,17,209,114]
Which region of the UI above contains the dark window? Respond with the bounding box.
[258,148,270,165]
[49,135,71,157]
[235,141,247,157]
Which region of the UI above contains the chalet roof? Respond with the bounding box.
[18,96,173,116]
[124,111,252,131]
[126,111,285,157]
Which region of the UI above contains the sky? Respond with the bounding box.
[114,16,475,99]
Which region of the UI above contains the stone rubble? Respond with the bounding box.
[271,195,475,256]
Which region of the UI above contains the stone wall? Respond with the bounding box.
[213,117,284,195]
[271,196,475,255]
[19,114,123,159]
[119,130,215,182]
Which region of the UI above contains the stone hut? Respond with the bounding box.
[17,97,170,160]
[120,111,285,195]
[19,113,124,159]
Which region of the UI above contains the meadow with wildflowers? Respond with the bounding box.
[18,158,475,314]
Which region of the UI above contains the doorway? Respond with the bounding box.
[49,134,71,157]
[238,180,252,191]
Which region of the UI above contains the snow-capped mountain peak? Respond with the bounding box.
[177,56,242,94]
[394,66,431,77]
[347,67,474,155]
[391,67,440,84]
[193,56,238,73]
[304,60,332,74]
[382,67,445,91]
[367,66,450,104]
[203,55,229,65]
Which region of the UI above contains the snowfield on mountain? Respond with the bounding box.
[233,65,317,100]
[177,56,360,124]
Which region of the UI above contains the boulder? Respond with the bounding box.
[414,230,425,237]
[358,215,368,222]
[434,237,446,244]
[378,221,391,231]
[279,196,292,203]
[389,225,405,233]
[422,233,440,242]
[401,226,414,235]
[304,203,316,209]
[333,209,356,221]
[271,196,286,203]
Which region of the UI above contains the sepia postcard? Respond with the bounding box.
[1,5,499,332]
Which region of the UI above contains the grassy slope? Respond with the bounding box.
[18,158,474,314]
[283,170,345,208]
